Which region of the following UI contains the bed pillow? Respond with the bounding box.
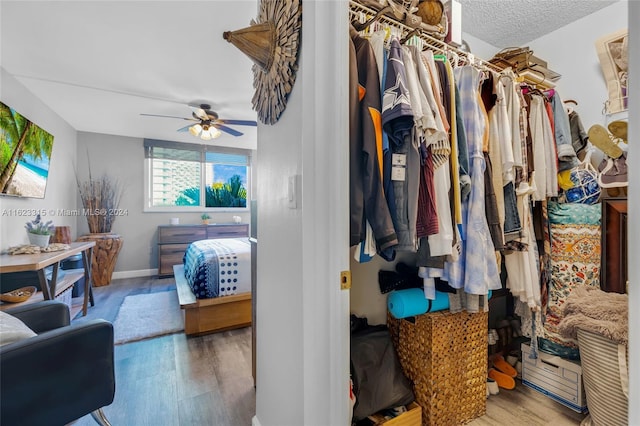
[0,311,37,346]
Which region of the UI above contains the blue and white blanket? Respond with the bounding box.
[183,238,251,299]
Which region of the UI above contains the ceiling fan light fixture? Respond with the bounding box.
[200,126,222,141]
[189,123,202,137]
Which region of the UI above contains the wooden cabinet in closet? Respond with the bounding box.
[601,198,627,293]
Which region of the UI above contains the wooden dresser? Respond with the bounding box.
[157,223,249,277]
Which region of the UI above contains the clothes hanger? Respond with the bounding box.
[352,5,393,32]
[564,99,578,115]
[400,27,421,45]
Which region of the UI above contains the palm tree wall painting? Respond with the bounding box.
[0,101,55,199]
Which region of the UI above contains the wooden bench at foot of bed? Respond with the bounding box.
[173,264,252,336]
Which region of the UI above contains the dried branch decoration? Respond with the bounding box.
[76,157,124,234]
[223,0,302,125]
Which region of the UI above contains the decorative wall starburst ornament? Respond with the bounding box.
[223,0,302,125]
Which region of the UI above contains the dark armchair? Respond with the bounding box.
[1,301,115,426]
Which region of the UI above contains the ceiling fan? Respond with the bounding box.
[141,104,257,140]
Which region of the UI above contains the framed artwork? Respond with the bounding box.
[1,101,55,199]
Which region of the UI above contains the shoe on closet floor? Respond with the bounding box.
[488,329,498,345]
[487,378,499,395]
[492,355,518,378]
[515,361,522,379]
[488,368,516,390]
[506,348,520,366]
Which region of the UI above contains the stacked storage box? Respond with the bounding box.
[521,342,587,413]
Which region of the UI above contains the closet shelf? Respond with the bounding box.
[349,0,503,73]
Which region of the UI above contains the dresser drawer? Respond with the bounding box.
[207,224,249,239]
[158,226,207,244]
[158,243,189,276]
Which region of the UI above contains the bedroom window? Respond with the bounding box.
[144,139,250,211]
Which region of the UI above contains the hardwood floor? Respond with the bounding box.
[69,277,586,426]
[70,277,255,426]
[468,382,586,426]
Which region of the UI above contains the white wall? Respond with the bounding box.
[0,68,78,248]
[254,1,350,425]
[528,1,627,131]
[254,59,305,426]
[350,252,417,325]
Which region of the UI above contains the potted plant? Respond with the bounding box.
[201,213,211,225]
[25,214,55,247]
[76,169,124,286]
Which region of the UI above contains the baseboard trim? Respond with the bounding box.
[252,415,262,426]
[112,269,158,280]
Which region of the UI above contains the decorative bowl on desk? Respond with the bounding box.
[0,286,37,303]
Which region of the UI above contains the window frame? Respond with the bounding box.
[143,138,251,213]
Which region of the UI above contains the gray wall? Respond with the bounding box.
[76,132,251,273]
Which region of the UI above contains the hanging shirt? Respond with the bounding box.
[550,91,579,171]
[446,66,501,295]
[529,95,549,201]
[542,99,559,197]
[349,29,398,251]
[382,38,419,252]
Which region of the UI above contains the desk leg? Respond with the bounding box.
[38,263,59,300]
[81,247,94,316]
[37,269,51,300]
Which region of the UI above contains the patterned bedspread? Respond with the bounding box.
[540,201,601,358]
[183,238,251,299]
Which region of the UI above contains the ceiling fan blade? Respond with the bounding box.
[191,107,209,121]
[140,113,195,121]
[220,119,257,127]
[176,124,193,132]
[215,124,244,137]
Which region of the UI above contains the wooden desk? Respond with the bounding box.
[0,241,96,316]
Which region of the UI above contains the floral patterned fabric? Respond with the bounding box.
[540,202,601,357]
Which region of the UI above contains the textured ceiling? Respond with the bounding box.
[461,0,619,48]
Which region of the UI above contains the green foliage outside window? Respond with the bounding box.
[176,175,246,208]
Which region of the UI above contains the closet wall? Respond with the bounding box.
[349,0,628,327]
[528,1,627,133]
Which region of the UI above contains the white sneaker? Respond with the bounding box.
[488,330,497,345]
[515,361,522,379]
[487,378,500,395]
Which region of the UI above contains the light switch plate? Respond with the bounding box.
[288,175,297,209]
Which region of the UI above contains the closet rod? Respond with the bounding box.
[348,0,503,74]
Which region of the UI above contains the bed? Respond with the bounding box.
[174,238,252,335]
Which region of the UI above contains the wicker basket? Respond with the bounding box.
[0,286,37,303]
[388,310,488,426]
